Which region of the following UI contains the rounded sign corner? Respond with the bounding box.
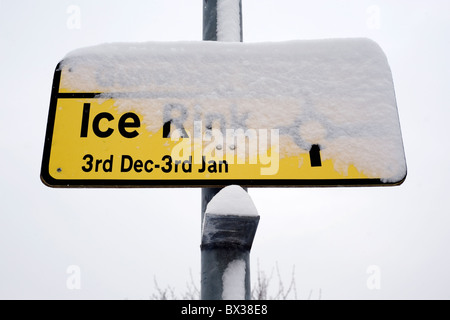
[40,170,59,188]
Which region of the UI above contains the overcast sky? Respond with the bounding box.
[1,0,449,300]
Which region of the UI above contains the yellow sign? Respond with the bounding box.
[41,41,407,187]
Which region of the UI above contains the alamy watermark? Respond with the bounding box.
[66,265,81,290]
[67,5,81,30]
[366,5,381,30]
[169,121,280,175]
[366,265,381,290]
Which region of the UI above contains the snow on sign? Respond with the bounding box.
[41,39,407,187]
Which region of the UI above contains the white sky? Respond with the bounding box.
[0,0,449,300]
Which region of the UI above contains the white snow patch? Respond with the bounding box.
[59,39,407,183]
[299,121,327,145]
[217,0,241,42]
[222,259,246,300]
[206,185,258,216]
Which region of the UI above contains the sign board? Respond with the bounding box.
[41,39,406,187]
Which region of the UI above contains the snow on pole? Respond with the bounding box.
[217,0,242,42]
[222,259,246,300]
[205,185,258,216]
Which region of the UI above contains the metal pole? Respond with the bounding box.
[201,0,244,218]
[203,0,218,41]
[203,0,243,42]
[201,213,259,300]
[201,0,257,300]
[201,0,243,228]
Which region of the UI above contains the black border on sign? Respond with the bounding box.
[40,63,407,188]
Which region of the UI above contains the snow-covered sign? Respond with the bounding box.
[41,39,406,187]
